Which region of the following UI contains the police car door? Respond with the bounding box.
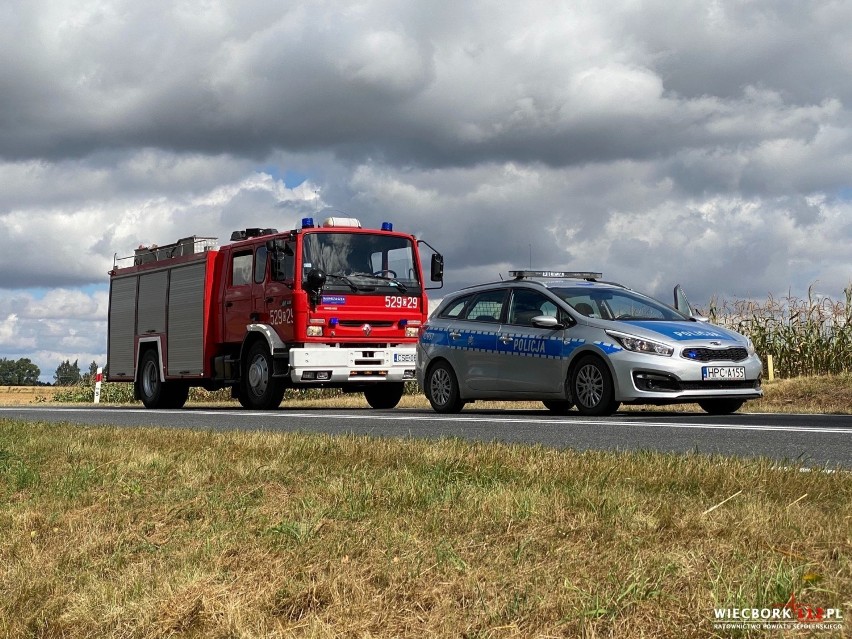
[495,288,567,394]
[454,289,507,391]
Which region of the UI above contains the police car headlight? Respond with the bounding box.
[606,330,673,357]
[745,337,756,356]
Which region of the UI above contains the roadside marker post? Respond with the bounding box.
[94,367,103,404]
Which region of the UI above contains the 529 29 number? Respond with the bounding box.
[385,296,418,309]
[269,308,294,325]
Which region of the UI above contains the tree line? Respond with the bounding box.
[0,358,101,386]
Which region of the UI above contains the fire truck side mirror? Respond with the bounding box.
[265,239,289,253]
[430,254,444,282]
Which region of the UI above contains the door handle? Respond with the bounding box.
[225,301,233,308]
[265,297,274,304]
[499,335,514,344]
[449,331,461,339]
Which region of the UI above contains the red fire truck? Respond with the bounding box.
[106,216,443,410]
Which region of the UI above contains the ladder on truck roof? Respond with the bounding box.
[112,236,218,270]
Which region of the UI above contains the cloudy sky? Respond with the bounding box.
[2,0,851,382]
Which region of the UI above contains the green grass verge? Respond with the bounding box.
[1,419,849,637]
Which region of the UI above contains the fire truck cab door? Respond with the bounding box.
[256,244,296,343]
[223,248,255,344]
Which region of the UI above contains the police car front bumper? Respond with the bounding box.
[289,345,418,384]
[609,351,764,403]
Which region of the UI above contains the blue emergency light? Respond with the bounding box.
[302,217,315,228]
[381,222,393,231]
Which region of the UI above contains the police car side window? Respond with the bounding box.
[508,289,554,326]
[439,294,473,319]
[463,290,507,323]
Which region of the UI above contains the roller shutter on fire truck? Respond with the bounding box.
[167,262,205,375]
[107,276,137,379]
[107,259,208,379]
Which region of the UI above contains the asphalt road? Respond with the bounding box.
[2,405,851,468]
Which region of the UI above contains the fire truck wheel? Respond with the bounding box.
[137,350,188,409]
[364,383,404,409]
[241,341,286,410]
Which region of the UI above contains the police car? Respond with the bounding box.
[416,271,763,415]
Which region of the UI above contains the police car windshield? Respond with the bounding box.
[302,232,420,292]
[551,286,688,321]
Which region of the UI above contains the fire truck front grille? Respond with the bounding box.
[340,342,403,348]
[338,320,394,328]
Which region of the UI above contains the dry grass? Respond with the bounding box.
[1,420,849,638]
[0,386,59,405]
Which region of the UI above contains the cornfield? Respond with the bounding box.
[707,285,852,378]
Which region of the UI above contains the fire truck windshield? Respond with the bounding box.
[302,232,421,292]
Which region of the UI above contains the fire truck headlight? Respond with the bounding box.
[306,326,323,337]
[404,326,420,338]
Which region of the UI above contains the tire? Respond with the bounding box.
[136,350,188,409]
[425,361,465,414]
[571,356,620,416]
[240,341,286,410]
[542,400,573,415]
[163,383,189,409]
[364,383,404,409]
[698,398,745,415]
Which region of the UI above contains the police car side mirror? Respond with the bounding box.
[531,315,563,330]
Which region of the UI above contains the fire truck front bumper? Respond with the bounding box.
[288,345,418,384]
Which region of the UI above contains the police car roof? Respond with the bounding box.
[453,272,625,294]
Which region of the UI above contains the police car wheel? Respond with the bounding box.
[241,341,286,410]
[364,383,404,409]
[571,356,619,416]
[542,400,573,415]
[426,361,465,413]
[698,398,745,415]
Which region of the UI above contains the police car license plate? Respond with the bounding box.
[394,353,416,363]
[702,366,745,381]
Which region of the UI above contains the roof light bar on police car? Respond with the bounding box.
[509,270,603,281]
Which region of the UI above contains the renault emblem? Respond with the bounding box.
[362,323,372,336]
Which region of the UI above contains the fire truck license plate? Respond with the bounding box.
[701,366,745,381]
[394,353,416,363]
